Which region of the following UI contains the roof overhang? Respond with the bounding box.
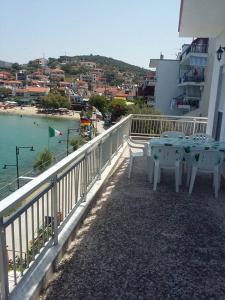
[179,0,225,37]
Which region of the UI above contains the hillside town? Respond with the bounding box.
[0,55,154,112]
[0,38,214,121]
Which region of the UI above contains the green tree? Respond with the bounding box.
[61,64,73,74]
[111,98,127,118]
[47,57,58,68]
[11,63,21,71]
[41,90,71,109]
[89,95,108,113]
[127,99,160,115]
[0,87,12,98]
[26,60,40,73]
[33,149,54,171]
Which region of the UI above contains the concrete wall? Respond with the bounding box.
[154,60,182,115]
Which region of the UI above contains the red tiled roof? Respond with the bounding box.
[3,80,22,84]
[16,87,49,93]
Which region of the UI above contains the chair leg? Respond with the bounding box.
[186,162,191,187]
[189,166,198,194]
[214,168,219,198]
[179,164,182,186]
[147,157,154,183]
[128,156,133,179]
[153,161,159,191]
[175,165,180,193]
[158,168,161,183]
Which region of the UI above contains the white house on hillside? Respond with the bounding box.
[179,0,225,141]
[149,38,210,116]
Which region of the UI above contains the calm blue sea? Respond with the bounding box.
[0,114,80,199]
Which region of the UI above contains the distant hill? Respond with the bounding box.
[58,55,148,85]
[73,55,148,75]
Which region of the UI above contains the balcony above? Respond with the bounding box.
[179,0,225,38]
[180,47,208,67]
[178,75,205,87]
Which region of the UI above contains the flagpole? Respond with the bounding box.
[48,127,50,150]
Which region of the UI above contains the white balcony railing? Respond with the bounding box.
[130,114,208,138]
[0,114,208,299]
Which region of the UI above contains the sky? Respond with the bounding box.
[0,0,191,68]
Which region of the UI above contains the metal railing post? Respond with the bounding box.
[129,115,132,137]
[108,133,112,165]
[193,118,196,134]
[98,141,102,180]
[83,152,88,201]
[52,176,58,245]
[116,128,119,154]
[0,217,9,300]
[160,119,163,136]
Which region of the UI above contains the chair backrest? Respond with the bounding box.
[160,131,185,138]
[190,149,223,171]
[123,135,136,148]
[190,133,214,142]
[151,145,184,166]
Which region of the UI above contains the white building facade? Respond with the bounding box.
[149,39,210,117]
[179,0,225,141]
[149,58,182,115]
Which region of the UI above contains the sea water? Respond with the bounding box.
[0,114,80,199]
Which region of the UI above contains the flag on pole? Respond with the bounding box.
[48,126,63,138]
[80,117,91,126]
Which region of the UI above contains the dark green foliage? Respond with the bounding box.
[89,95,109,113]
[111,98,127,119]
[61,64,90,75]
[0,87,12,98]
[11,63,21,70]
[75,55,148,77]
[47,57,58,68]
[70,137,85,151]
[26,60,40,72]
[127,99,160,115]
[33,149,55,171]
[104,70,124,86]
[41,90,71,109]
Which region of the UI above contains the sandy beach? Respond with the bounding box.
[0,106,81,120]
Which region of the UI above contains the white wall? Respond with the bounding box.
[199,38,216,117]
[154,60,181,115]
[206,28,225,140]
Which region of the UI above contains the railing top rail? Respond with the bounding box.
[0,115,132,217]
[131,114,208,121]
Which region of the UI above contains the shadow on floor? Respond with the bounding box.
[42,157,225,300]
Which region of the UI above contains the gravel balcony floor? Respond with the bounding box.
[42,154,225,300]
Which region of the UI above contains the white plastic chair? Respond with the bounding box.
[152,145,184,192]
[188,149,223,198]
[190,133,214,142]
[123,135,152,179]
[160,131,185,138]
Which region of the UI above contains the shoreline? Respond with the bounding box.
[0,106,81,120]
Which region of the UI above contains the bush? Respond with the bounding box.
[111,98,127,120]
